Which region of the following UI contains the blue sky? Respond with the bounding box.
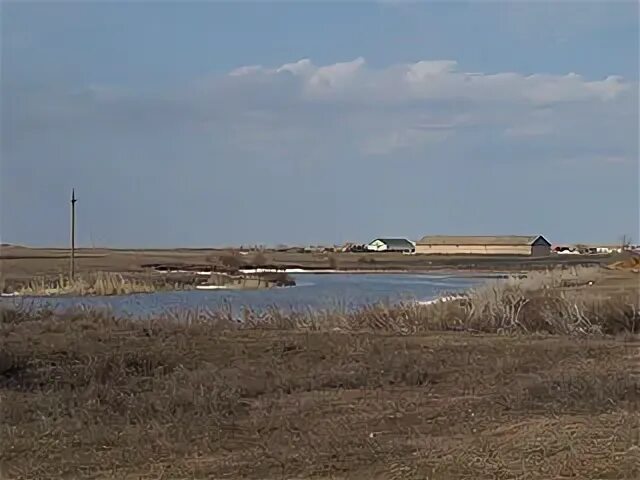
[2,1,638,247]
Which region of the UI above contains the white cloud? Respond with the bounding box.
[214,57,635,154]
[276,58,314,76]
[227,57,630,105]
[406,60,458,80]
[306,57,366,96]
[7,57,635,159]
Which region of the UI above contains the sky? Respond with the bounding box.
[1,0,639,247]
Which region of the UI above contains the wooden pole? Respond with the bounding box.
[70,189,77,280]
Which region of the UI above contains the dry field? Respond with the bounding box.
[1,275,639,479]
[0,245,612,284]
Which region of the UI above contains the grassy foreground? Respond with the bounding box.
[0,273,639,479]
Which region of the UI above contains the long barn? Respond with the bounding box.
[415,235,551,256]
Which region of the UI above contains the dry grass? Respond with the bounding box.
[458,267,639,335]
[5,270,293,296]
[0,269,638,478]
[10,272,196,297]
[1,284,639,479]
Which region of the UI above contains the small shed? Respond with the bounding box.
[366,238,415,253]
[415,235,551,256]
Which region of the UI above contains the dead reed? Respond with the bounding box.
[13,271,186,296]
[459,266,638,334]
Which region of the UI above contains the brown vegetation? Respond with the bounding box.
[219,253,246,273]
[3,269,293,296]
[206,271,295,289]
[607,252,640,272]
[7,272,197,296]
[253,251,268,266]
[1,276,639,479]
[457,268,639,335]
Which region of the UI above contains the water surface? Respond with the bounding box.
[3,273,492,317]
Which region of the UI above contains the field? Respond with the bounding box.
[0,245,615,285]
[1,271,639,479]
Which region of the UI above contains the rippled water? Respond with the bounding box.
[2,273,495,317]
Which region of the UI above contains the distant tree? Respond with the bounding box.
[253,251,268,266]
[220,254,244,272]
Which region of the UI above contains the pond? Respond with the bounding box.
[2,272,496,318]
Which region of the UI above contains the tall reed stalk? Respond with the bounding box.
[17,272,160,296]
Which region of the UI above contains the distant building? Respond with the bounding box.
[415,235,551,256]
[366,238,416,253]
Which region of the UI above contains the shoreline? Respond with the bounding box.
[0,270,509,298]
[166,267,512,278]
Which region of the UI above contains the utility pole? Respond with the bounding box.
[70,189,77,280]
